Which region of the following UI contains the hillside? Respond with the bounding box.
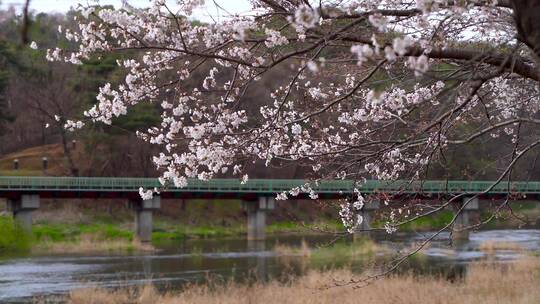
[0,143,83,176]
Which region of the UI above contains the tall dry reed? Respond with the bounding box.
[65,256,540,304]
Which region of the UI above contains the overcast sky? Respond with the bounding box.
[0,0,252,21]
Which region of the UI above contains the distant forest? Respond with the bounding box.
[0,7,539,181]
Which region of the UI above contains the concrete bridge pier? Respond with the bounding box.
[130,196,161,243]
[7,194,40,233]
[354,200,380,239]
[452,196,479,242]
[243,196,275,241]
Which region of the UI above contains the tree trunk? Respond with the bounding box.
[512,0,540,79]
[59,126,78,176]
[20,0,31,45]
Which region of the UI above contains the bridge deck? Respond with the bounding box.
[0,177,540,195]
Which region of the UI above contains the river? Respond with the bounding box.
[0,229,539,303]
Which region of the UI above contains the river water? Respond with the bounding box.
[0,229,539,303]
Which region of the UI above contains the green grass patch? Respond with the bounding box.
[185,226,239,238]
[372,210,454,232]
[33,223,133,243]
[152,231,185,242]
[30,220,346,245]
[508,201,538,212]
[3,218,353,256]
[152,220,340,242]
[268,221,299,231]
[33,224,74,242]
[29,223,146,254]
[400,210,454,231]
[273,238,390,270]
[80,224,133,241]
[310,238,380,263]
[267,221,343,234]
[154,224,246,240]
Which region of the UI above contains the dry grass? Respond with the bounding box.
[479,240,525,253]
[0,143,65,174]
[34,202,87,225]
[274,238,389,259]
[64,256,540,304]
[0,142,88,176]
[67,285,159,304]
[34,234,156,254]
[273,240,311,257]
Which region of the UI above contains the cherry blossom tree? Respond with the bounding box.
[45,0,540,238]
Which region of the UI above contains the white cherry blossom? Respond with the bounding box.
[49,0,540,235]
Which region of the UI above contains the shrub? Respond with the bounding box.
[0,216,31,254]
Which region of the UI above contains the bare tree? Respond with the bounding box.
[8,62,79,175]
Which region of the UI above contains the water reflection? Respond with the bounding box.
[247,240,267,280]
[0,229,538,303]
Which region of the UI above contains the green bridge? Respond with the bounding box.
[1,176,538,242]
[1,176,540,195]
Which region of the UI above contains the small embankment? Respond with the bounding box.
[0,196,344,255]
[32,223,156,254]
[0,212,341,255]
[0,216,156,255]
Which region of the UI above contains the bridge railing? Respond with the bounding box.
[1,176,540,194]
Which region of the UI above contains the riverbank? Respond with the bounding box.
[1,199,538,255]
[0,215,343,255]
[61,256,540,304]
